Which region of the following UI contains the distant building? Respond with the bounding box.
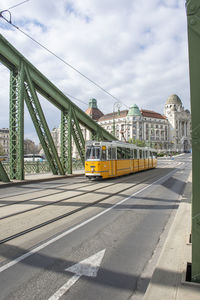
[97,94,191,151]
[0,128,9,156]
[51,94,191,154]
[51,127,60,154]
[98,105,169,150]
[164,94,191,152]
[73,98,104,158]
[85,98,104,121]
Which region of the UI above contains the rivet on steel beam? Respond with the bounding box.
[190,4,196,11]
[190,18,196,25]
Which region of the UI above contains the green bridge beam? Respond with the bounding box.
[0,33,116,142]
[61,108,72,174]
[0,33,117,181]
[24,66,64,175]
[0,161,10,182]
[186,0,200,283]
[9,62,25,180]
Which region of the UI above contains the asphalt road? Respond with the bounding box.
[0,154,191,300]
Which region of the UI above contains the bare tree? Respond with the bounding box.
[24,139,39,154]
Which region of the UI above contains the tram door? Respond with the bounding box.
[108,147,114,177]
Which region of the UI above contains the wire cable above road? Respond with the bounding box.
[0,10,128,109]
[3,0,30,11]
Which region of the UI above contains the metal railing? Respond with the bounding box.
[2,160,84,176]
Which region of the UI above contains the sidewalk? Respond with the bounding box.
[0,169,85,187]
[144,171,200,300]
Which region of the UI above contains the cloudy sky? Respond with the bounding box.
[0,0,190,143]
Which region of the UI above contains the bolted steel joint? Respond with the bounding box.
[186,0,200,15]
[190,18,196,25]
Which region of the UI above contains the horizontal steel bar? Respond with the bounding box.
[0,34,116,141]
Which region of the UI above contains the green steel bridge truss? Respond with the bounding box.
[0,33,116,182]
[187,0,200,283]
[0,1,199,285]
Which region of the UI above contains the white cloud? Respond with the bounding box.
[0,0,190,142]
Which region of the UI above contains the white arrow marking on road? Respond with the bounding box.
[48,249,106,300]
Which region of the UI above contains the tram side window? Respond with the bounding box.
[111,147,117,160]
[150,151,152,159]
[86,146,100,160]
[134,149,137,159]
[102,149,106,161]
[139,150,143,159]
[122,148,126,159]
[108,147,112,160]
[130,149,134,159]
[117,147,123,159]
[126,148,131,159]
[153,152,157,159]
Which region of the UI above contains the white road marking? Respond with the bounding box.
[0,168,179,273]
[48,249,106,300]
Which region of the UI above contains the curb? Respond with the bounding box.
[0,173,85,188]
[143,171,192,300]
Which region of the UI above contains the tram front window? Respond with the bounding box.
[86,146,100,160]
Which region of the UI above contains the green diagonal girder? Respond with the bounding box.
[0,161,10,182]
[24,66,64,175]
[24,90,58,175]
[71,108,85,166]
[0,33,117,142]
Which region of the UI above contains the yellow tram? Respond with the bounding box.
[85,140,157,179]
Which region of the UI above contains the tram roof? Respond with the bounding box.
[86,140,157,152]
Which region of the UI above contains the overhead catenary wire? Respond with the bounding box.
[65,93,88,107]
[0,11,129,109]
[3,0,30,11]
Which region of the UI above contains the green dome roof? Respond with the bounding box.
[89,98,97,108]
[128,104,141,116]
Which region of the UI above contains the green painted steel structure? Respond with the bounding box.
[0,161,10,182]
[0,33,116,181]
[186,0,200,283]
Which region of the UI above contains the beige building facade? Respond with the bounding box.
[51,95,191,155]
[164,95,191,152]
[0,128,9,156]
[98,106,169,150]
[98,94,191,151]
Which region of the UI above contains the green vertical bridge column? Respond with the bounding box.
[61,108,72,174]
[9,62,25,180]
[0,33,117,182]
[187,0,200,283]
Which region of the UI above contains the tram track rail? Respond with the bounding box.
[0,178,90,203]
[0,168,170,221]
[0,175,142,216]
[0,166,182,245]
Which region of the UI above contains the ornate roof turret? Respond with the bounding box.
[165,94,182,105]
[85,98,104,121]
[88,98,97,108]
[127,104,141,116]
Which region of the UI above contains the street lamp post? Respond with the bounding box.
[112,102,121,137]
